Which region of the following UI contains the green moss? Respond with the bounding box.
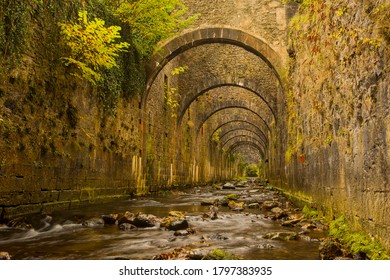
[302,205,323,220]
[225,194,238,201]
[203,249,241,260]
[329,216,390,260]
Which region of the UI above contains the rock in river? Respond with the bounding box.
[263,200,280,210]
[101,214,118,225]
[119,223,137,231]
[0,252,10,260]
[222,182,235,189]
[168,219,189,231]
[81,217,104,227]
[117,212,136,225]
[262,231,299,241]
[319,238,343,260]
[132,214,157,228]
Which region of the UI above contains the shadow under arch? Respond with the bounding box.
[209,120,269,146]
[226,141,266,159]
[219,128,267,148]
[177,81,276,127]
[221,134,266,152]
[196,106,271,135]
[143,26,285,108]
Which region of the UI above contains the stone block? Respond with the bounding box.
[41,201,70,214]
[2,204,43,219]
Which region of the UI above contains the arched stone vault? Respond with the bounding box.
[227,141,266,159]
[141,1,288,187]
[221,134,266,153]
[219,129,267,150]
[196,106,271,134]
[177,78,277,126]
[144,27,285,102]
[211,121,269,146]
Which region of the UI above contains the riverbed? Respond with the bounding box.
[0,180,326,260]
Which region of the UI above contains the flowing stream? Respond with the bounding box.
[0,181,326,260]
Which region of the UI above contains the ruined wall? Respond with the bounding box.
[284,0,390,248]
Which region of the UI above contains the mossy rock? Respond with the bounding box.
[225,194,238,201]
[203,249,241,260]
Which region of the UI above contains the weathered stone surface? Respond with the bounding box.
[0,0,388,253]
[263,201,279,210]
[248,203,260,209]
[0,252,11,260]
[319,239,343,260]
[222,183,235,190]
[102,214,118,225]
[132,214,157,228]
[167,219,189,231]
[81,218,104,227]
[174,230,190,236]
[200,200,214,206]
[282,218,303,227]
[119,223,137,231]
[262,231,299,241]
[117,212,136,226]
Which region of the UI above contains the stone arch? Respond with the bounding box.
[196,106,271,134]
[221,134,266,152]
[143,26,285,107]
[177,78,277,126]
[210,120,269,146]
[227,141,266,159]
[219,128,267,149]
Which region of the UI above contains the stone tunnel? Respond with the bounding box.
[1,0,389,252]
[141,0,290,190]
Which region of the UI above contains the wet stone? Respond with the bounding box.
[81,217,104,227]
[271,207,283,213]
[102,214,118,225]
[235,181,248,188]
[168,219,189,231]
[0,252,10,260]
[248,203,260,209]
[319,239,343,260]
[119,223,137,231]
[132,214,156,228]
[262,231,299,241]
[263,201,280,210]
[222,182,235,189]
[200,200,214,206]
[201,233,229,241]
[117,212,136,225]
[174,230,190,236]
[256,243,274,249]
[282,218,303,227]
[300,223,317,230]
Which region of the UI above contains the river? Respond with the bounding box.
[0,180,326,260]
